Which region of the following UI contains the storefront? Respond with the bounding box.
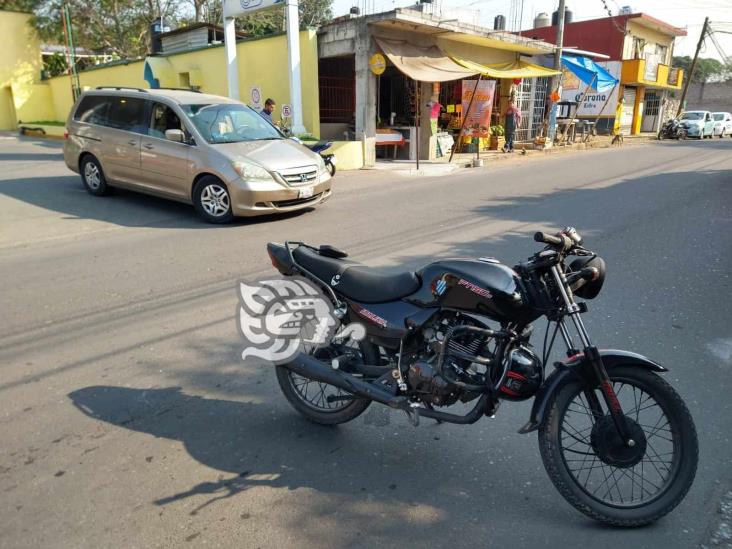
[316,7,557,166]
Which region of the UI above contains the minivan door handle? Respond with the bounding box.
[143,143,154,150]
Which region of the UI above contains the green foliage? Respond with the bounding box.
[24,0,333,60]
[42,52,67,78]
[0,0,41,11]
[236,0,334,36]
[23,120,65,125]
[673,55,731,83]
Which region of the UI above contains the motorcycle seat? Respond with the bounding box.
[292,246,421,303]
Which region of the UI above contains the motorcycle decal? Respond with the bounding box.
[354,306,388,328]
[331,274,341,286]
[435,278,447,296]
[458,278,493,299]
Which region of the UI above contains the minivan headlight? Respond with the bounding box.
[315,154,326,173]
[232,159,272,181]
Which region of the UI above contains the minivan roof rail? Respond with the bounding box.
[95,86,148,92]
[155,87,202,93]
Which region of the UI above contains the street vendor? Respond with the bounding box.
[503,100,522,153]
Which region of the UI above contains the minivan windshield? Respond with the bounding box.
[181,103,283,144]
[680,112,704,120]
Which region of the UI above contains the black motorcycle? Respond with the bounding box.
[658,118,687,140]
[305,141,337,176]
[266,228,698,526]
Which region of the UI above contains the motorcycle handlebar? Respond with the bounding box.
[534,231,563,247]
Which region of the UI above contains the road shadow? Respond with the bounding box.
[0,175,315,229]
[67,383,572,535]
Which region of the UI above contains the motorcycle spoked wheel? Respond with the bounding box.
[275,339,378,425]
[538,366,698,526]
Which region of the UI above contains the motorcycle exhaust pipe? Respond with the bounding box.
[283,352,409,410]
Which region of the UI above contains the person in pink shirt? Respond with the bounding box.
[503,100,522,153]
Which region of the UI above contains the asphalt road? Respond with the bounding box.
[0,134,730,548]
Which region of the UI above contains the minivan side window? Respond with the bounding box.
[106,97,148,133]
[73,95,109,125]
[149,102,183,139]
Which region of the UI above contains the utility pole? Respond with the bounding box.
[546,0,566,142]
[677,16,709,117]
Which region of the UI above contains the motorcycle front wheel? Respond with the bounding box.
[538,366,698,526]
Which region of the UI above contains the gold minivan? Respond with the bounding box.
[63,87,332,223]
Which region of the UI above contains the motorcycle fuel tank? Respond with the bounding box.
[406,258,535,323]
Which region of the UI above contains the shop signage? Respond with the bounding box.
[224,0,283,18]
[461,79,496,127]
[560,61,621,117]
[281,104,292,118]
[369,53,386,75]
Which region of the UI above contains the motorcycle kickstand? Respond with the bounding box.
[404,404,420,427]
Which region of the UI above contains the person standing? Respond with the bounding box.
[260,98,276,124]
[503,100,522,153]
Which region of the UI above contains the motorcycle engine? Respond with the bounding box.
[411,315,496,406]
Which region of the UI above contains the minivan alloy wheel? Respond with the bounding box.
[84,163,101,190]
[200,184,230,217]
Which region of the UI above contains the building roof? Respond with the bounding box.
[322,7,557,55]
[523,12,686,38]
[157,22,247,40]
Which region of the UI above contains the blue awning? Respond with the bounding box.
[561,55,619,93]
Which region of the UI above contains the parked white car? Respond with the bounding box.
[712,112,732,138]
[678,111,715,139]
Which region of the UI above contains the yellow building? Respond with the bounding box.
[0,11,321,137]
[0,9,55,129]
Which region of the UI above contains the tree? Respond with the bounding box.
[235,0,333,37]
[24,0,332,60]
[673,55,731,83]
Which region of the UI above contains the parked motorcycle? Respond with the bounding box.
[305,141,337,176]
[658,118,687,140]
[266,228,698,526]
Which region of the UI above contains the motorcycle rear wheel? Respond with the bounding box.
[275,340,378,425]
[538,367,698,526]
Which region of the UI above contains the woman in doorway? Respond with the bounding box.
[503,100,522,153]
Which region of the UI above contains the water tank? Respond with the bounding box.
[534,12,550,28]
[619,5,632,15]
[494,14,506,30]
[149,19,171,55]
[552,7,573,26]
[349,5,360,15]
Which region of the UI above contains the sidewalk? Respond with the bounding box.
[366,133,657,177]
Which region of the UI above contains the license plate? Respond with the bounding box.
[298,186,314,199]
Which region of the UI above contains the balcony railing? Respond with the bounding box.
[621,58,683,89]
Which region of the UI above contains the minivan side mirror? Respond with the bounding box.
[165,129,185,143]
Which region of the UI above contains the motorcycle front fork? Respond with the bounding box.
[551,267,636,447]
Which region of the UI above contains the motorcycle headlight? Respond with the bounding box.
[232,160,272,182]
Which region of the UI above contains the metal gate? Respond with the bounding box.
[620,87,636,135]
[641,90,660,133]
[514,77,549,141]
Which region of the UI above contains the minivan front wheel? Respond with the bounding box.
[193,177,234,223]
[80,155,112,196]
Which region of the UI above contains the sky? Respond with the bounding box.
[331,0,732,61]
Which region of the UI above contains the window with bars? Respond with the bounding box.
[514,77,548,141]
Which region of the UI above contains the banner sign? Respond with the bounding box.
[561,61,621,117]
[461,79,496,128]
[223,0,283,18]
